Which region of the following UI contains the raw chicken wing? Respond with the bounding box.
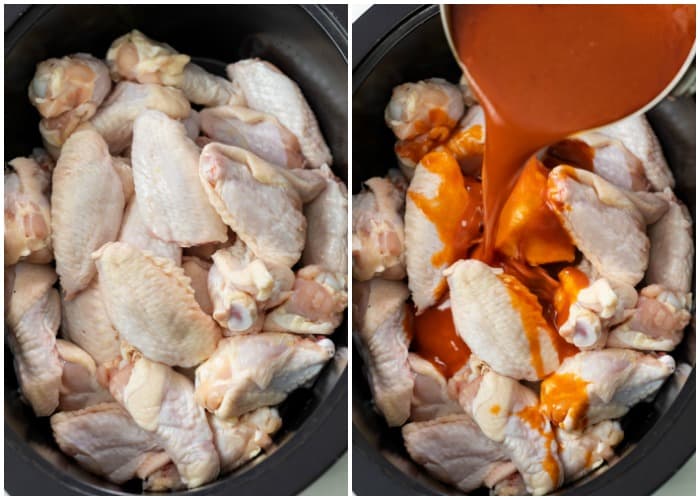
[385,78,464,141]
[353,279,413,426]
[6,263,62,416]
[131,110,227,246]
[94,242,221,367]
[107,30,242,107]
[446,259,561,381]
[406,153,482,312]
[607,285,691,351]
[51,127,125,298]
[107,349,220,488]
[540,348,675,431]
[264,265,347,335]
[645,188,694,293]
[91,81,191,154]
[227,58,332,167]
[29,54,111,154]
[51,402,168,484]
[555,420,623,482]
[208,240,294,334]
[597,114,674,191]
[199,143,308,267]
[200,105,306,169]
[544,132,651,191]
[208,407,282,472]
[5,156,53,265]
[352,175,406,281]
[547,166,667,287]
[450,369,564,495]
[29,53,111,119]
[301,164,348,274]
[195,333,334,419]
[402,414,516,493]
[556,272,630,350]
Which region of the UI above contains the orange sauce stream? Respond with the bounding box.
[495,157,575,266]
[452,4,696,260]
[540,372,590,430]
[411,304,471,378]
[408,151,483,270]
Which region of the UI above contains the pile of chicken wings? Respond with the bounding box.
[5,30,347,491]
[352,78,693,495]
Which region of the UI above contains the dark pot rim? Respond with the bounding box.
[351,4,695,496]
[4,4,347,496]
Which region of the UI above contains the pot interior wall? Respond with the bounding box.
[352,9,695,496]
[5,4,347,495]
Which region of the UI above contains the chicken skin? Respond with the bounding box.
[199,143,310,267]
[107,30,242,107]
[352,174,407,281]
[547,166,667,287]
[51,127,125,299]
[6,263,62,416]
[200,105,306,169]
[94,242,221,367]
[91,81,191,154]
[106,349,220,488]
[540,348,674,431]
[132,110,227,246]
[302,164,348,274]
[353,279,413,426]
[51,402,168,484]
[60,279,121,364]
[446,260,561,381]
[28,53,112,155]
[195,333,334,419]
[264,265,347,335]
[227,58,332,167]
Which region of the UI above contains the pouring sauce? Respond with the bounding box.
[451,4,695,259]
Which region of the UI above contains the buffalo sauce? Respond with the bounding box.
[395,109,456,164]
[451,4,696,260]
[542,138,596,172]
[553,267,591,327]
[516,405,561,486]
[397,122,485,167]
[495,157,575,266]
[411,304,471,378]
[408,151,483,271]
[540,372,591,430]
[497,273,556,378]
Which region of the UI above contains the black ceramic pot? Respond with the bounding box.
[5,4,347,495]
[352,4,695,496]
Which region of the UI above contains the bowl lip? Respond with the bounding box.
[4,3,348,496]
[351,3,696,496]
